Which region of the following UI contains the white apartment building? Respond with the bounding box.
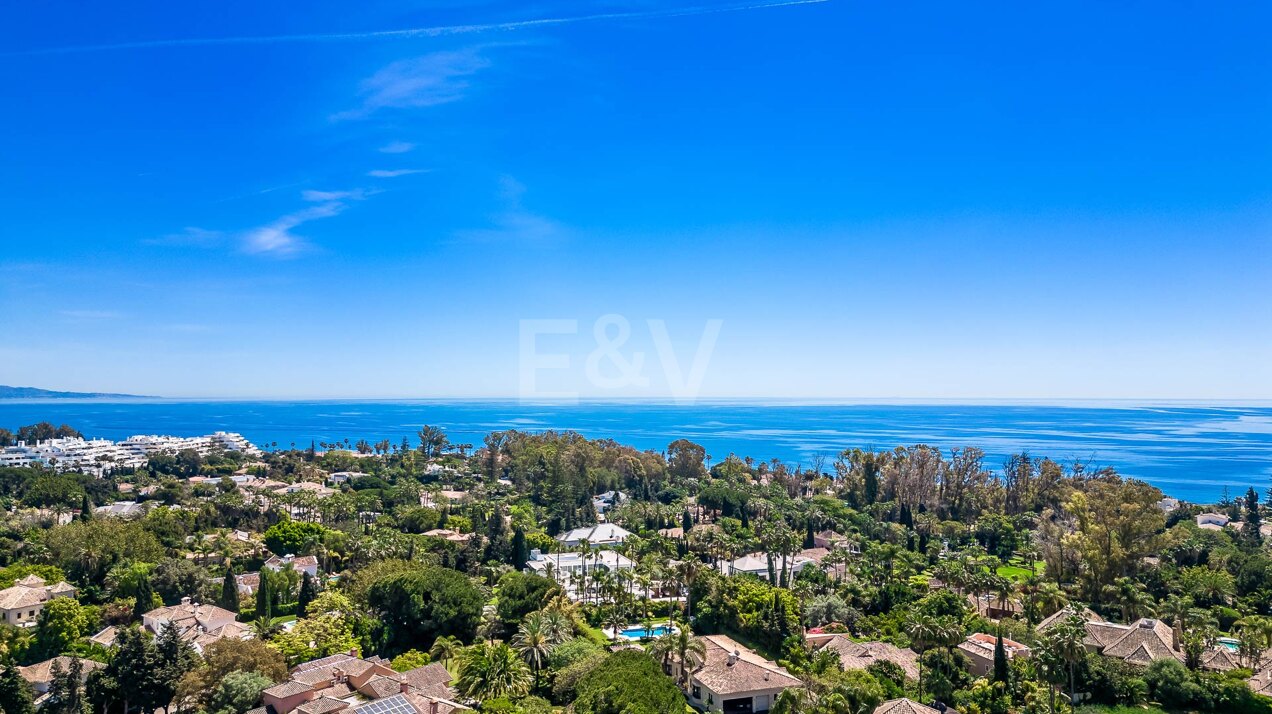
[0,431,261,477]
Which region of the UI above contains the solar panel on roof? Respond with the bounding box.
[355,694,416,714]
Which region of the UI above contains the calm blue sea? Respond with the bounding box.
[1,400,1270,504]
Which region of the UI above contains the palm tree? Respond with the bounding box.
[478,609,503,644]
[1042,612,1088,705]
[908,612,958,701]
[539,609,573,643]
[649,629,707,689]
[604,604,628,644]
[456,642,532,700]
[512,613,556,688]
[429,635,464,666]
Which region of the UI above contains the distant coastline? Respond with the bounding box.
[0,400,1268,503]
[0,385,153,400]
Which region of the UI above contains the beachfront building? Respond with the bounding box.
[673,634,800,713]
[0,575,76,627]
[556,523,633,548]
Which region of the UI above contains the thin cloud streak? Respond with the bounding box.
[5,0,830,56]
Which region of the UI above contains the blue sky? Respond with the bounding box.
[1,0,1269,400]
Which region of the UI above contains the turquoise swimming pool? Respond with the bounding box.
[620,625,673,639]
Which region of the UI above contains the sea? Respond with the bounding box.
[1,400,1270,504]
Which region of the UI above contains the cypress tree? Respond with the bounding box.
[992,629,1010,684]
[219,566,239,613]
[133,574,154,622]
[255,571,272,621]
[804,520,815,549]
[682,510,693,534]
[297,572,318,618]
[512,527,528,571]
[79,494,93,522]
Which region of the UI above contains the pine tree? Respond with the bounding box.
[219,566,240,613]
[155,622,198,710]
[992,629,1010,684]
[0,662,35,714]
[133,573,154,622]
[297,572,318,618]
[46,657,85,714]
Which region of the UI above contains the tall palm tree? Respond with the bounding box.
[429,635,464,666]
[539,609,573,643]
[908,612,954,701]
[649,629,707,689]
[456,642,532,700]
[512,613,556,688]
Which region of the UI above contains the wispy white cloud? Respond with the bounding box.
[367,168,429,178]
[241,202,345,257]
[301,188,369,202]
[5,0,830,56]
[379,141,416,154]
[456,176,567,244]
[240,189,372,257]
[333,48,492,120]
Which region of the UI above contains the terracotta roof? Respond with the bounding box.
[359,676,403,699]
[293,653,359,674]
[875,699,942,714]
[18,658,104,686]
[814,636,919,680]
[297,697,350,714]
[1036,606,1102,632]
[1101,619,1182,663]
[264,680,314,698]
[0,584,52,609]
[690,634,801,695]
[397,663,452,690]
[1200,647,1241,672]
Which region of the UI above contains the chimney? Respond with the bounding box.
[727,650,739,666]
[180,596,192,606]
[400,681,410,694]
[430,703,439,714]
[349,648,359,658]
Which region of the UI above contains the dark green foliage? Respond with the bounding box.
[262,520,327,556]
[367,567,484,656]
[297,571,318,618]
[511,527,528,571]
[572,651,684,714]
[0,661,35,714]
[132,573,154,622]
[219,567,240,612]
[992,630,1009,684]
[495,572,562,632]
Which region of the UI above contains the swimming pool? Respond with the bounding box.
[1217,637,1240,652]
[617,624,676,639]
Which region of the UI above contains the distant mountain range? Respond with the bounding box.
[0,385,152,399]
